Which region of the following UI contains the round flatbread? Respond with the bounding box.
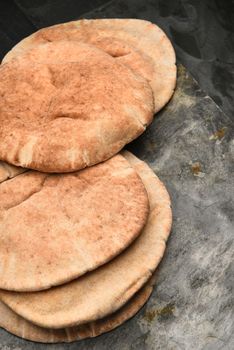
[0,151,172,328]
[0,40,154,172]
[0,161,25,183]
[0,277,154,343]
[0,154,149,292]
[3,18,176,113]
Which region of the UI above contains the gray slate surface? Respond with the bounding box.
[0,64,233,349]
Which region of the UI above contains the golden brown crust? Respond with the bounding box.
[2,18,176,113]
[0,154,149,291]
[0,41,154,172]
[0,152,172,329]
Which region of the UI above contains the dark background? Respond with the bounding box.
[0,0,234,118]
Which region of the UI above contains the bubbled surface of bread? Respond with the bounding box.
[0,41,154,172]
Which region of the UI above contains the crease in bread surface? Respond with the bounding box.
[0,40,154,172]
[0,152,172,330]
[0,154,149,292]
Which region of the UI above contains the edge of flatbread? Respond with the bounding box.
[0,275,155,343]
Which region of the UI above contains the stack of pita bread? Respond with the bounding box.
[0,19,176,343]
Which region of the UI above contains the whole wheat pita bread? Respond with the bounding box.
[0,41,154,172]
[3,18,176,113]
[0,276,154,343]
[0,154,149,292]
[0,151,172,328]
[0,161,25,183]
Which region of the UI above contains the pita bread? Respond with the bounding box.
[0,277,154,343]
[2,18,176,113]
[0,154,149,292]
[0,151,172,329]
[0,41,154,172]
[0,161,25,183]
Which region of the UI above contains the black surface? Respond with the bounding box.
[0,1,35,58]
[15,0,111,28]
[0,0,234,118]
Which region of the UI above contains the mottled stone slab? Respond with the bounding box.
[128,65,234,350]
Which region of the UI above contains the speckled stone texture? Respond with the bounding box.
[0,64,233,350]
